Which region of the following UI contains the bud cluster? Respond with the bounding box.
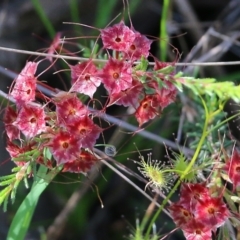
[4,21,177,174]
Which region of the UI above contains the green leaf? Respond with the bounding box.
[23,177,29,189]
[11,167,21,173]
[11,180,21,204]
[3,193,10,212]
[0,186,12,206]
[12,149,40,163]
[31,0,55,38]
[156,65,174,74]
[43,147,52,163]
[7,166,59,240]
[231,196,240,203]
[0,174,16,181]
[134,56,149,72]
[176,77,240,102]
[0,178,15,186]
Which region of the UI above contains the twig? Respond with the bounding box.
[0,66,194,156]
[46,164,100,240]
[1,46,240,66]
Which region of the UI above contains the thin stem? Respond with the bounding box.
[101,159,160,207]
[2,46,240,66]
[207,112,240,134]
[0,84,193,155]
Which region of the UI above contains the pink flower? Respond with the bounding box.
[99,58,132,94]
[68,116,102,149]
[55,93,88,126]
[135,95,160,126]
[3,106,20,140]
[70,60,101,98]
[125,30,152,61]
[10,61,38,106]
[13,104,46,138]
[108,79,143,107]
[195,197,229,230]
[49,130,81,165]
[182,219,212,240]
[101,21,135,51]
[224,149,240,191]
[62,149,98,174]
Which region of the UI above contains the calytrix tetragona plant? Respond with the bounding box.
[1,16,240,240]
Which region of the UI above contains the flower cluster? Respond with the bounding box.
[3,20,177,175]
[169,183,229,240]
[2,13,240,240]
[223,149,240,191]
[99,21,176,126]
[4,62,100,173]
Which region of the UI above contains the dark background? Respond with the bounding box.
[0,0,240,239]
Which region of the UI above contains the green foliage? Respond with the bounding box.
[134,57,149,72]
[0,164,30,211]
[127,220,160,240]
[175,76,240,103]
[171,152,197,182]
[12,149,41,163]
[80,41,101,58]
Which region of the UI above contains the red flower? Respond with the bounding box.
[170,182,229,238]
[179,183,211,212]
[10,61,38,106]
[6,140,35,167]
[47,32,61,62]
[135,94,160,126]
[62,149,98,174]
[55,93,88,126]
[3,106,20,140]
[101,21,135,51]
[147,79,177,109]
[49,130,81,165]
[108,79,143,107]
[13,104,46,138]
[70,60,101,98]
[99,58,132,94]
[182,219,212,240]
[68,116,102,149]
[168,203,194,227]
[195,197,229,230]
[224,149,240,191]
[125,30,152,61]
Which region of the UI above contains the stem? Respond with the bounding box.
[2,45,240,66]
[144,97,210,239]
[207,112,240,134]
[101,159,160,207]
